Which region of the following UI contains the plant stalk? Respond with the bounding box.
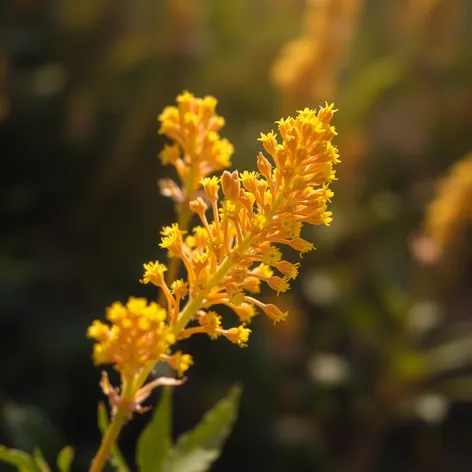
[89,410,128,472]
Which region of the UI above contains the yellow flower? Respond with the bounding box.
[140,261,168,286]
[171,279,189,298]
[233,303,257,324]
[166,351,194,377]
[254,263,274,278]
[87,297,174,379]
[249,301,289,324]
[263,306,289,324]
[267,276,291,295]
[159,144,180,165]
[199,311,222,340]
[423,152,472,257]
[160,224,185,255]
[201,176,220,202]
[183,104,339,322]
[276,261,301,280]
[289,238,315,255]
[157,91,233,194]
[271,0,363,106]
[262,246,283,266]
[89,93,341,384]
[222,325,251,347]
[87,320,109,342]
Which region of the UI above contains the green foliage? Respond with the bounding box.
[137,385,241,472]
[339,57,407,123]
[137,387,173,472]
[0,386,241,471]
[56,446,74,472]
[0,446,40,472]
[32,449,50,472]
[0,445,74,472]
[163,385,241,472]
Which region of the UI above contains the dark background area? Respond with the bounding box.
[2,0,472,470]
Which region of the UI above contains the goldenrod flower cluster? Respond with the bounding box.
[271,0,363,106]
[424,152,472,256]
[403,0,460,56]
[87,92,339,406]
[157,90,233,202]
[87,298,174,380]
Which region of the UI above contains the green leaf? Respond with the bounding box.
[339,57,408,123]
[0,445,40,472]
[164,385,242,472]
[56,446,74,472]
[97,403,130,472]
[136,386,173,472]
[32,449,50,472]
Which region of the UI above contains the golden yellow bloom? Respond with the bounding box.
[198,311,222,339]
[87,297,175,379]
[88,93,340,397]
[201,176,220,202]
[160,103,340,329]
[276,261,301,279]
[222,325,252,347]
[233,303,257,324]
[267,276,291,294]
[402,0,460,66]
[423,152,472,256]
[271,0,364,107]
[140,261,167,286]
[262,246,283,265]
[254,263,274,278]
[159,223,185,256]
[157,91,233,196]
[171,279,189,298]
[165,351,194,377]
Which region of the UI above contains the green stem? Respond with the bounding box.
[89,381,134,472]
[89,410,129,472]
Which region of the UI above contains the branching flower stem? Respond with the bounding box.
[86,92,339,472]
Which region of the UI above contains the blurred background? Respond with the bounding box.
[1,0,472,470]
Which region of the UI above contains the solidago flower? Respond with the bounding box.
[164,351,194,377]
[223,325,252,347]
[198,310,222,338]
[272,0,364,106]
[87,297,174,379]
[167,103,339,337]
[87,93,340,414]
[402,0,460,66]
[157,90,233,200]
[140,261,167,285]
[423,152,472,257]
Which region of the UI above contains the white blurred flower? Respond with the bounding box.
[308,353,349,386]
[407,300,442,334]
[301,270,338,306]
[413,393,448,424]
